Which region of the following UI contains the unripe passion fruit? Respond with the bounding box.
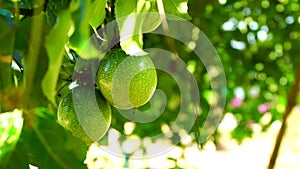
[96,49,157,110]
[57,87,111,144]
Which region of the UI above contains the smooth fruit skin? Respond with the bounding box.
[97,49,157,110]
[57,87,111,144]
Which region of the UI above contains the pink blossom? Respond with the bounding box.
[230,97,243,108]
[258,103,271,114]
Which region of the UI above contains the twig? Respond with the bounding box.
[267,59,300,169]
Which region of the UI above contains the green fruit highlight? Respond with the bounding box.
[97,49,157,110]
[57,87,111,144]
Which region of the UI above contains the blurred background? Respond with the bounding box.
[84,107,300,169]
[87,0,300,168]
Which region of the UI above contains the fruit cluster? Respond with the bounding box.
[57,49,157,144]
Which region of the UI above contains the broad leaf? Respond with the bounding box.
[0,15,13,90]
[26,108,88,169]
[0,110,23,167]
[69,0,98,59]
[141,12,161,33]
[162,0,191,20]
[43,11,72,107]
[115,0,151,55]
[87,0,108,29]
[0,12,13,55]
[2,140,30,169]
[69,0,100,59]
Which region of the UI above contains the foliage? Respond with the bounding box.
[188,0,300,142]
[0,0,300,168]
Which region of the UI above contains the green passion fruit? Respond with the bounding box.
[96,49,157,110]
[57,87,111,144]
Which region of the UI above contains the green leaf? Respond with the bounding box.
[69,0,93,59]
[14,16,32,51]
[2,141,30,169]
[68,0,100,59]
[87,0,108,29]
[28,107,88,169]
[162,0,191,20]
[141,12,161,33]
[43,11,72,107]
[115,0,151,55]
[0,109,24,167]
[0,15,13,91]
[0,16,13,55]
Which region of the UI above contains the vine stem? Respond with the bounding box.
[23,5,44,103]
[267,59,300,169]
[156,0,178,57]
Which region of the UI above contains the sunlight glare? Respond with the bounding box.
[218,0,227,5]
[257,30,268,41]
